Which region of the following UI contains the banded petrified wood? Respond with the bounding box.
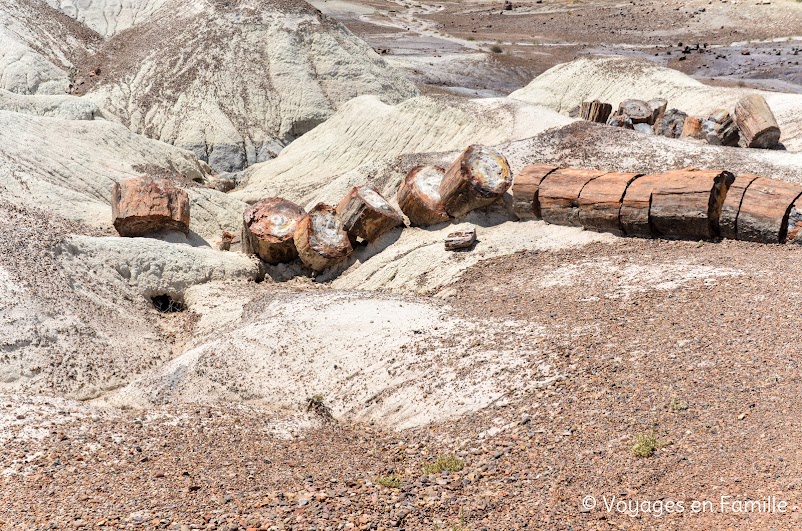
[112,177,190,237]
[336,185,402,243]
[619,173,666,237]
[734,94,781,149]
[538,168,608,227]
[719,174,760,241]
[648,169,735,239]
[577,172,642,234]
[242,197,306,264]
[734,177,802,243]
[293,203,353,272]
[440,145,512,218]
[397,165,450,227]
[510,164,559,220]
[580,100,612,123]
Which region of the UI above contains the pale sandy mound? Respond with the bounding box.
[79,0,419,171]
[0,89,105,119]
[510,56,802,152]
[109,289,562,430]
[234,95,574,205]
[0,110,245,244]
[45,0,168,37]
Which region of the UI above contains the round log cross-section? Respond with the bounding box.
[337,185,403,243]
[242,197,306,265]
[294,203,353,272]
[439,145,513,219]
[397,166,451,227]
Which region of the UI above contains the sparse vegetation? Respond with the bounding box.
[489,44,503,54]
[670,398,689,412]
[631,431,667,458]
[423,455,465,474]
[306,393,334,421]
[376,475,402,489]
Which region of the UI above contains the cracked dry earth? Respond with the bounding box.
[5,236,802,530]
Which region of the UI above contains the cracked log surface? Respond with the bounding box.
[294,203,353,272]
[577,172,642,235]
[510,164,559,220]
[397,165,451,227]
[242,197,306,265]
[538,168,608,227]
[336,185,403,243]
[112,177,190,237]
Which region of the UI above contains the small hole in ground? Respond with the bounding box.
[151,295,185,313]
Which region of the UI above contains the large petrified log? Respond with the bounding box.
[397,165,450,227]
[580,100,612,123]
[242,197,306,264]
[336,185,403,243]
[734,94,781,149]
[731,177,802,243]
[719,174,760,240]
[617,99,653,124]
[577,172,642,234]
[648,169,735,239]
[510,164,559,220]
[112,177,190,237]
[439,145,513,218]
[538,168,608,227]
[619,173,668,237]
[293,203,353,272]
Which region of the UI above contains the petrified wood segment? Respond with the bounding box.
[619,173,666,237]
[397,165,450,227]
[787,201,802,244]
[719,174,760,240]
[242,197,306,264]
[538,168,608,227]
[112,177,190,237]
[736,177,802,243]
[648,169,735,239]
[734,94,781,149]
[336,185,402,243]
[580,100,612,123]
[617,99,652,124]
[681,117,703,139]
[577,172,642,234]
[439,145,512,218]
[445,227,477,251]
[293,203,353,272]
[510,164,559,220]
[653,109,688,138]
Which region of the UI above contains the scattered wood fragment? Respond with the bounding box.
[680,117,703,139]
[577,172,642,234]
[445,227,477,251]
[580,100,612,123]
[538,168,608,227]
[734,94,781,149]
[112,177,190,237]
[218,231,238,251]
[617,99,653,124]
[397,165,451,227]
[510,164,559,220]
[607,114,634,129]
[653,109,688,138]
[293,203,353,272]
[440,145,512,218]
[336,185,402,243]
[242,197,306,265]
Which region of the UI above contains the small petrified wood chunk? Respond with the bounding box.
[617,99,653,124]
[445,226,477,251]
[580,100,612,123]
[680,117,704,139]
[397,166,451,227]
[538,168,608,227]
[439,145,513,218]
[336,185,403,243]
[653,109,688,138]
[577,172,642,234]
[703,110,740,147]
[242,197,306,264]
[293,203,353,272]
[607,114,634,129]
[510,164,559,220]
[112,177,190,237]
[734,94,781,149]
[735,177,802,243]
[647,169,735,239]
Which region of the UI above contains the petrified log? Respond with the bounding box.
[619,173,668,237]
[398,166,450,227]
[580,100,612,123]
[703,111,740,146]
[617,99,652,124]
[732,177,802,243]
[112,177,190,237]
[293,203,353,272]
[440,145,512,218]
[445,227,477,251]
[680,117,703,139]
[653,109,688,138]
[337,185,402,243]
[242,197,306,264]
[538,168,609,227]
[719,174,760,240]
[607,114,634,129]
[648,169,735,239]
[734,94,781,149]
[647,98,668,123]
[510,164,559,220]
[577,172,642,234]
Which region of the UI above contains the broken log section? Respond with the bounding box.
[445,227,477,251]
[619,173,666,237]
[680,117,703,139]
[397,165,450,227]
[336,185,402,243]
[617,99,653,124]
[293,203,353,272]
[577,172,642,234]
[732,177,802,243]
[704,111,740,147]
[653,109,688,138]
[510,164,559,220]
[580,100,612,123]
[242,197,306,265]
[538,168,608,227]
[734,94,781,149]
[439,145,512,218]
[112,177,190,237]
[719,174,760,241]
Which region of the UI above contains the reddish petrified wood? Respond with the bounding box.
[397,166,450,227]
[647,169,735,239]
[680,117,703,139]
[719,174,760,241]
[112,177,190,236]
[619,173,667,237]
[445,227,477,251]
[733,177,802,243]
[538,168,608,227]
[242,197,306,264]
[510,164,559,220]
[336,185,402,243]
[439,145,513,218]
[734,94,781,149]
[293,203,353,272]
[577,172,642,234]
